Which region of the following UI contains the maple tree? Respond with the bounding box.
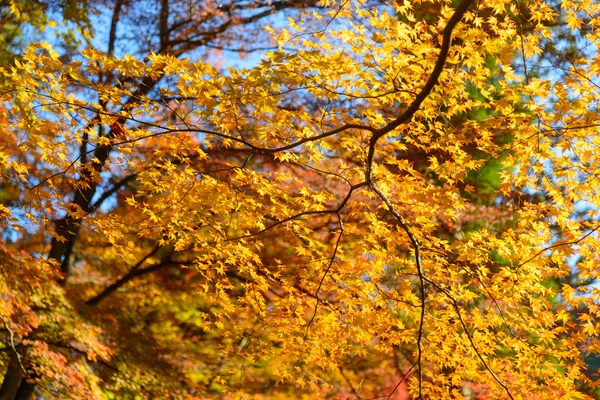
[2,0,600,398]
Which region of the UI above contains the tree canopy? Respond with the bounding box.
[1,0,600,398]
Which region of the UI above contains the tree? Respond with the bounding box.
[1,0,600,398]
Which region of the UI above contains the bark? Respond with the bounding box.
[13,381,34,400]
[0,355,23,400]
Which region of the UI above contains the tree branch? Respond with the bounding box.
[0,316,27,377]
[86,244,162,306]
[365,0,476,182]
[304,213,344,339]
[90,174,137,211]
[425,278,515,400]
[371,184,426,398]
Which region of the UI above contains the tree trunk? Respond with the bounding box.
[13,381,35,400]
[0,355,24,400]
[0,353,37,400]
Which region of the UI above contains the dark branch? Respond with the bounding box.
[371,185,425,398]
[108,0,125,56]
[159,0,170,52]
[90,174,137,211]
[304,213,344,338]
[365,0,476,182]
[86,245,162,306]
[425,278,515,400]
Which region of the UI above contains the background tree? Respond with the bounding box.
[1,0,600,399]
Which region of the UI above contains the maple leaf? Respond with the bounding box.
[2,0,600,399]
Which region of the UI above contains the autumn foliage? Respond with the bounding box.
[1,0,600,398]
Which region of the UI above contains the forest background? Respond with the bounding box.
[1,0,600,399]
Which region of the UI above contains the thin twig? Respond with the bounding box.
[363,362,416,400]
[0,315,29,377]
[424,278,514,400]
[516,224,600,271]
[339,367,362,399]
[304,213,344,339]
[371,185,426,398]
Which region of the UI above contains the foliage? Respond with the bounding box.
[0,0,93,65]
[1,0,600,399]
